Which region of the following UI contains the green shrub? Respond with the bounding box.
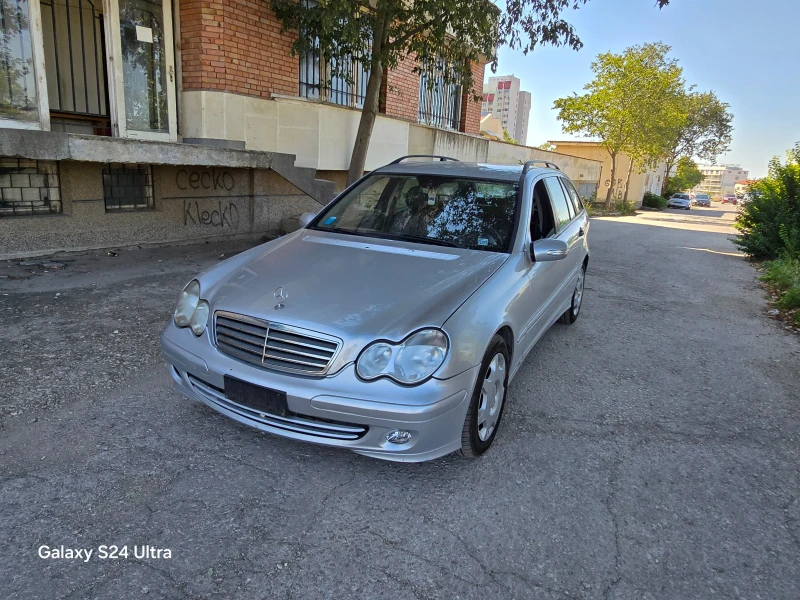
[615,199,636,215]
[642,191,668,209]
[735,143,800,260]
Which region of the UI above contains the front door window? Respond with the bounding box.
[119,0,168,133]
[0,0,38,122]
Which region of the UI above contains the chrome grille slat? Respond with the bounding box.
[262,352,327,368]
[267,331,338,352]
[213,311,341,376]
[216,326,266,347]
[265,339,332,360]
[215,317,266,338]
[187,375,366,440]
[217,332,264,353]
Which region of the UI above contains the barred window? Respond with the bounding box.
[298,0,370,114]
[418,61,462,131]
[0,159,61,217]
[299,45,369,109]
[102,163,153,210]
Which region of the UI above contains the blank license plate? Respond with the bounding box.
[224,376,288,417]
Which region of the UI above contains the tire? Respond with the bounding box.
[559,264,586,324]
[459,335,510,458]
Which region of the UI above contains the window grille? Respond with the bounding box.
[0,159,61,216]
[418,61,462,131]
[299,30,370,109]
[102,163,153,210]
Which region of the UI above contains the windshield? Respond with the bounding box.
[310,174,519,252]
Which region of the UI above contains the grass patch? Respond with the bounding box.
[760,256,800,325]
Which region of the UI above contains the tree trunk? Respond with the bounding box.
[347,19,389,185]
[661,157,674,196]
[605,152,617,210]
[622,157,635,203]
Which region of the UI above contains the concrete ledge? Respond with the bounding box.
[0,128,336,203]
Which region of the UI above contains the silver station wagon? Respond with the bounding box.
[161,157,590,462]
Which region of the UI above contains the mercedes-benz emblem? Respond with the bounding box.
[274,286,288,310]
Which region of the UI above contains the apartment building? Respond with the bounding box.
[691,165,750,198]
[481,75,531,145]
[0,0,600,258]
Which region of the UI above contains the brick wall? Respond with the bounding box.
[180,0,298,98]
[460,61,485,135]
[384,55,486,135]
[383,53,420,123]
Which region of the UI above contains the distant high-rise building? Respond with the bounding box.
[691,164,750,198]
[515,91,531,146]
[481,76,531,145]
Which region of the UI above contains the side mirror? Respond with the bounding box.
[531,239,569,262]
[298,212,317,228]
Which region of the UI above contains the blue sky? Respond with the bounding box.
[485,0,799,177]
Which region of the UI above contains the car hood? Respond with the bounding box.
[207,229,508,364]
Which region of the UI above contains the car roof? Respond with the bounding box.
[373,161,559,183]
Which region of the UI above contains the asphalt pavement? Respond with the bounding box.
[1,204,798,599]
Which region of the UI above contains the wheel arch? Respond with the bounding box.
[493,325,515,364]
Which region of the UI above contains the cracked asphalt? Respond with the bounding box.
[1,204,799,599]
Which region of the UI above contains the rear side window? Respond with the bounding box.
[543,176,574,229]
[560,177,584,215]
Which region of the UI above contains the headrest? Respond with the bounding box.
[405,186,429,213]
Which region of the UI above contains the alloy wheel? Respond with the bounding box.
[573,268,585,316]
[477,353,506,441]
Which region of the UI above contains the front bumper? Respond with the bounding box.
[161,324,479,462]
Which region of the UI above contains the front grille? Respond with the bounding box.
[214,311,341,376]
[187,374,367,440]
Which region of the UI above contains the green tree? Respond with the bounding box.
[553,42,683,209]
[271,0,670,185]
[659,91,733,196]
[735,143,800,260]
[502,129,518,144]
[619,44,684,203]
[664,156,704,196]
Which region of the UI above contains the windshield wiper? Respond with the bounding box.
[374,232,458,247]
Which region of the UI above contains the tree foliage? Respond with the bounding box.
[664,156,704,196]
[553,42,684,208]
[271,0,670,184]
[659,91,733,195]
[502,129,518,144]
[735,143,800,260]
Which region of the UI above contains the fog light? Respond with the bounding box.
[386,430,412,445]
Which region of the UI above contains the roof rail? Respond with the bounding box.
[389,155,460,164]
[521,159,561,173]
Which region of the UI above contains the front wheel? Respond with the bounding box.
[460,336,510,458]
[559,265,586,324]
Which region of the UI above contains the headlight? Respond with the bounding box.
[174,280,201,328]
[189,301,210,336]
[357,329,448,385]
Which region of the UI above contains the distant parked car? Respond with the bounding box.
[667,193,692,210]
[693,193,711,207]
[721,194,738,205]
